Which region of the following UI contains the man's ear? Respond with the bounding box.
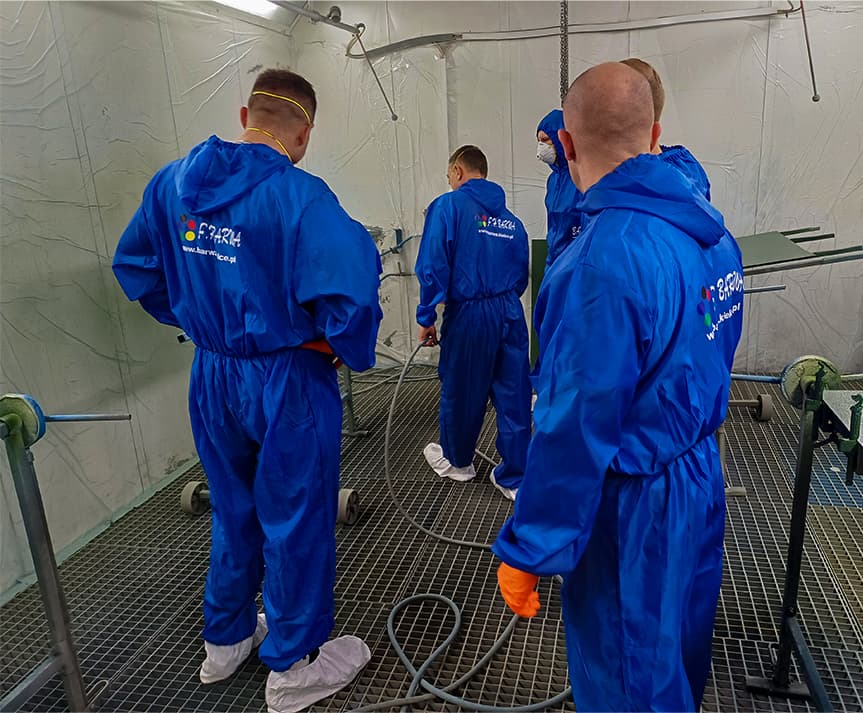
[650,121,662,152]
[296,124,312,147]
[240,106,249,129]
[558,128,576,162]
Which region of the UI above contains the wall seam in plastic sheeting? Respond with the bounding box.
[156,3,184,159]
[445,49,458,153]
[507,2,516,205]
[745,12,775,374]
[626,1,633,55]
[47,1,151,495]
[385,1,406,225]
[231,17,246,108]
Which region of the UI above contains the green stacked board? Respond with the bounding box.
[530,239,548,367]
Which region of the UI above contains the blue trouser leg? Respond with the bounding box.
[488,298,531,488]
[190,350,264,647]
[561,452,718,712]
[438,302,498,468]
[255,351,342,671]
[682,440,726,708]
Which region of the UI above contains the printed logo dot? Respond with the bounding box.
[184,230,196,241]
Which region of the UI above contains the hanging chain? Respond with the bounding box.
[560,0,569,104]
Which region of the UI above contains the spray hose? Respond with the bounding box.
[350,341,572,711]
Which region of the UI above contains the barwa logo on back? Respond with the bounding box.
[699,270,743,341]
[475,214,516,240]
[179,214,242,265]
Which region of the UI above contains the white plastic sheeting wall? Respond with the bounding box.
[0,1,861,597]
[0,1,298,597]
[293,0,863,370]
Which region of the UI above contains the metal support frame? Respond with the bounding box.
[341,366,370,438]
[0,396,130,712]
[745,370,862,711]
[0,413,87,712]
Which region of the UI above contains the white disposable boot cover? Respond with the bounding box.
[423,442,476,482]
[489,468,517,501]
[200,612,268,684]
[266,635,371,713]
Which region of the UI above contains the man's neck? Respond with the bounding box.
[461,173,484,184]
[578,152,642,192]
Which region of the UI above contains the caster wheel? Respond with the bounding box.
[753,394,774,422]
[337,488,360,525]
[181,481,210,516]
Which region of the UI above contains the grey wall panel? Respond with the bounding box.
[0,0,295,597]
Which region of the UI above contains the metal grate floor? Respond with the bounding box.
[1,372,862,711]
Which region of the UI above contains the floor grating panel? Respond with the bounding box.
[1,371,862,711]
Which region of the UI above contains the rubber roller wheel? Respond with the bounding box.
[753,394,774,422]
[337,488,360,525]
[180,481,210,516]
[0,394,46,447]
[780,355,842,409]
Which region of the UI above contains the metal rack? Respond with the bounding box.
[0,394,131,713]
[744,356,862,711]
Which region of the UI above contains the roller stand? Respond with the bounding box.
[728,393,774,422]
[181,480,362,525]
[0,394,131,712]
[745,356,860,712]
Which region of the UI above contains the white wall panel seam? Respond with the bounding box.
[47,1,151,492]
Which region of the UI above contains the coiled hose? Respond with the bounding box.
[350,342,571,712]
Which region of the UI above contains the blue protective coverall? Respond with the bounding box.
[660,144,711,201]
[493,154,743,711]
[415,179,531,489]
[113,136,383,671]
[537,110,584,266]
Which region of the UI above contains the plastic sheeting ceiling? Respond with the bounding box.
[1,0,862,596]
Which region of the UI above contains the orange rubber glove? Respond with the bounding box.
[497,562,541,618]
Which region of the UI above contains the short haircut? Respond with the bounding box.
[620,58,665,121]
[448,145,488,177]
[248,69,317,124]
[563,63,654,158]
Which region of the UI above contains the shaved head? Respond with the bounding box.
[558,62,658,191]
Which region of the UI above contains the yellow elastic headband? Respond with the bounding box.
[251,90,312,125]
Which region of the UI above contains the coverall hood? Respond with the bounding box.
[536,109,568,172]
[176,135,288,214]
[578,153,725,247]
[458,178,507,215]
[659,144,712,201]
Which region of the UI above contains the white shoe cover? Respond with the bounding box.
[265,635,371,713]
[490,469,518,501]
[423,443,476,482]
[200,612,268,684]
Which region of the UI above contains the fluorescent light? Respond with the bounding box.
[213,0,279,20]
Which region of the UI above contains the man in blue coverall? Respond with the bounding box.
[113,69,382,713]
[493,62,744,711]
[621,57,712,200]
[536,109,583,266]
[415,145,532,501]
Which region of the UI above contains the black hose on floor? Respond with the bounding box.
[350,342,571,712]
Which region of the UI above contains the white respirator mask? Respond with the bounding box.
[537,142,557,165]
